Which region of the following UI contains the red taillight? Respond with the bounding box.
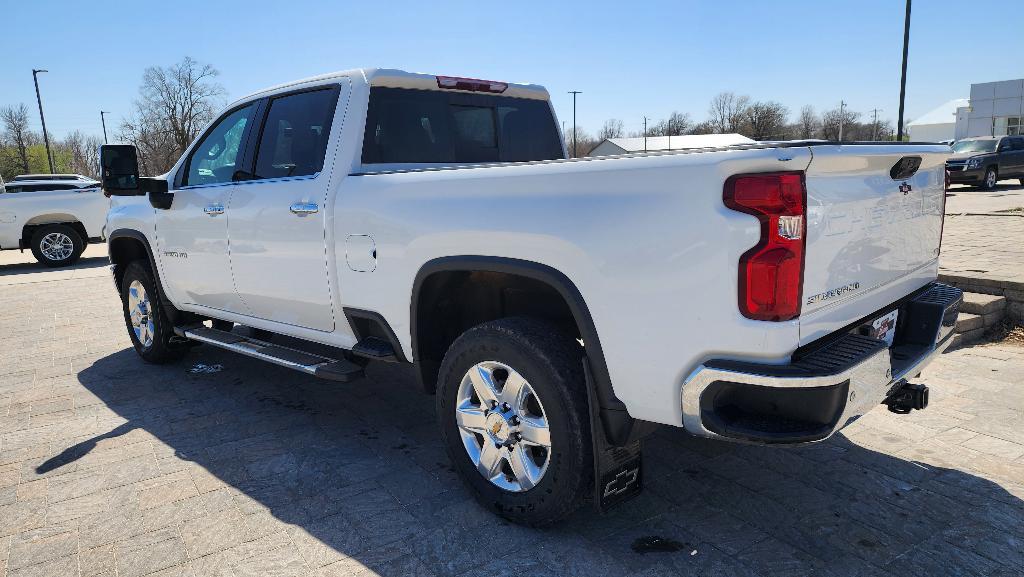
[436,76,508,93]
[724,171,806,321]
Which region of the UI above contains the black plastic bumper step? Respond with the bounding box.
[350,336,398,362]
[176,326,364,383]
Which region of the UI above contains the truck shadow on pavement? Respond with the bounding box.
[0,255,108,278]
[55,345,1024,577]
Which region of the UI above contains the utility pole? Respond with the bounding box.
[32,69,55,174]
[100,111,110,144]
[838,100,846,142]
[567,91,582,157]
[643,116,648,152]
[871,108,884,140]
[897,0,912,141]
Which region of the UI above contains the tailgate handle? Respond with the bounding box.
[890,156,922,180]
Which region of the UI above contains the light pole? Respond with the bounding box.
[568,90,581,157]
[100,111,111,144]
[643,116,648,152]
[896,0,912,141]
[32,69,55,174]
[871,108,884,140]
[838,100,846,142]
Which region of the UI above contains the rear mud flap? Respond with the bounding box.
[584,358,643,512]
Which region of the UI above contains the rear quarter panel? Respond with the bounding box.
[335,147,812,426]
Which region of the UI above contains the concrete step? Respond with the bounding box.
[949,292,1010,348]
[960,292,1007,316]
[955,312,983,333]
[950,327,986,348]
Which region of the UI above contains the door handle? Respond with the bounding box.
[289,202,319,215]
[204,205,225,216]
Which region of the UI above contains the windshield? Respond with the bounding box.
[952,139,997,153]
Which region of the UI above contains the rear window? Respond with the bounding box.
[4,183,79,193]
[361,87,563,164]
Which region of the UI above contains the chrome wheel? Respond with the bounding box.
[127,280,155,348]
[985,169,997,189]
[455,361,551,492]
[39,232,74,261]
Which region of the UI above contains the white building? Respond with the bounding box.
[955,79,1024,139]
[907,98,968,142]
[588,133,753,156]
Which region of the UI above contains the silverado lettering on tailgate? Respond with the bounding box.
[806,282,861,306]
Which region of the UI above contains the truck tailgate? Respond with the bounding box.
[799,144,949,344]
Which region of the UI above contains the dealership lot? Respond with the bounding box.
[1,190,1023,577]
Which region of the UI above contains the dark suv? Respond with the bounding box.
[946,135,1024,190]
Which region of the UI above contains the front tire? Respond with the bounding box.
[121,261,187,363]
[982,167,998,190]
[30,224,84,267]
[436,317,592,526]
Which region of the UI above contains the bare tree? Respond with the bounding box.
[59,131,104,179]
[118,57,225,174]
[597,119,625,140]
[648,111,691,136]
[688,121,716,135]
[797,105,820,140]
[742,101,789,141]
[565,125,597,157]
[708,92,750,133]
[821,106,861,141]
[1,104,34,174]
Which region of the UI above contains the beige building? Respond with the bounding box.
[955,79,1024,139]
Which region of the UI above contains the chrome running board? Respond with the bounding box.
[175,326,364,382]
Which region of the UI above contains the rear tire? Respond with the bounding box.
[121,261,187,364]
[982,167,998,190]
[30,224,84,267]
[436,317,592,527]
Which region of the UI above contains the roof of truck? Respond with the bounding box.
[13,173,95,182]
[237,68,550,103]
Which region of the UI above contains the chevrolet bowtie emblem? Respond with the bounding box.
[899,183,912,194]
[491,422,503,435]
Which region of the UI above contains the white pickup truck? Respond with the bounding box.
[100,68,961,526]
[0,174,107,266]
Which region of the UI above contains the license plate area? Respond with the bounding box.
[857,309,899,347]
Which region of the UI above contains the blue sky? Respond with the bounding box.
[3,0,1021,141]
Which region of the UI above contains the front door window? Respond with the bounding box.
[184,105,255,186]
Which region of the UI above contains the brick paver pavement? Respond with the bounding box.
[940,183,1024,319]
[1,250,1023,576]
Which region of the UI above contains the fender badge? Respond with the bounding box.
[899,182,912,195]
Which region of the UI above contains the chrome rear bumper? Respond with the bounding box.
[681,283,962,445]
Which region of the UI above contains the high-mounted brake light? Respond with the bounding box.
[723,171,806,321]
[435,76,508,94]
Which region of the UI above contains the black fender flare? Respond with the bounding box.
[107,229,178,318]
[411,255,648,445]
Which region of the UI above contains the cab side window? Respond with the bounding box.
[253,88,339,180]
[183,104,255,187]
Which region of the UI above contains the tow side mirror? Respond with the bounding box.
[100,144,143,197]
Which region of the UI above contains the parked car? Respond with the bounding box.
[0,176,108,266]
[101,68,960,526]
[946,135,1024,189]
